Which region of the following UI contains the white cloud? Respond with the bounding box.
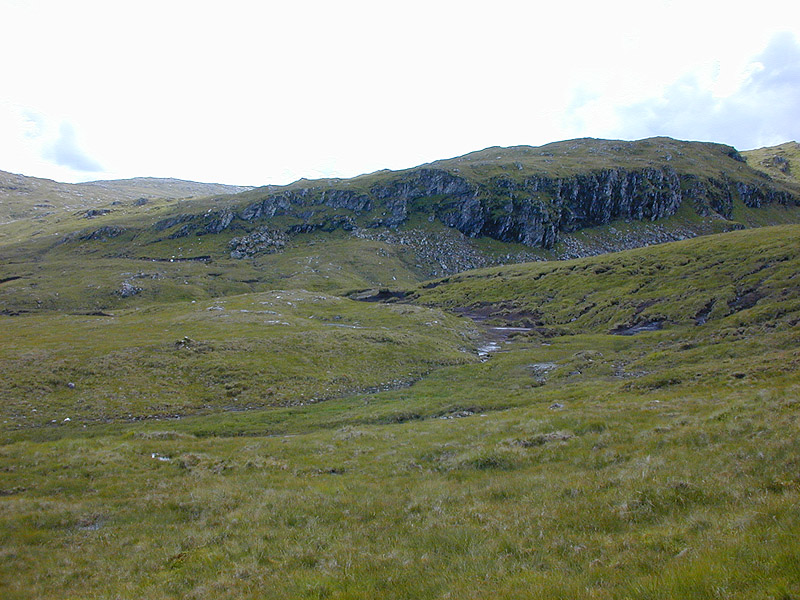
[0,104,104,180]
[1,1,799,183]
[44,122,103,172]
[599,32,800,149]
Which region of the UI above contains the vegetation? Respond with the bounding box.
[0,231,436,313]
[1,220,799,598]
[410,224,800,333]
[744,141,800,189]
[1,140,799,598]
[0,169,250,225]
[0,290,476,428]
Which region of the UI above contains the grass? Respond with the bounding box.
[0,290,476,428]
[0,169,250,228]
[2,138,800,598]
[1,336,798,598]
[410,224,800,333]
[743,141,800,190]
[0,230,433,313]
[1,223,799,598]
[4,202,800,317]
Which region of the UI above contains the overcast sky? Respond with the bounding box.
[1,0,799,186]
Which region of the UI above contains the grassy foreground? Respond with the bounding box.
[1,226,799,599]
[0,290,475,427]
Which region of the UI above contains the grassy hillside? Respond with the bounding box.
[227,137,779,200]
[430,136,760,182]
[0,169,251,224]
[3,137,799,317]
[1,140,799,598]
[1,225,799,599]
[8,137,791,252]
[1,179,799,318]
[410,224,800,333]
[743,142,800,189]
[0,229,445,313]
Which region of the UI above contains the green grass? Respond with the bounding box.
[743,141,800,190]
[0,290,476,428]
[1,327,798,598]
[0,230,435,313]
[1,224,799,598]
[410,224,800,333]
[4,204,800,316]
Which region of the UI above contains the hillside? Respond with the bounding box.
[409,223,800,333]
[1,225,799,599]
[743,141,800,189]
[2,137,800,316]
[141,137,799,252]
[1,139,800,599]
[0,169,252,224]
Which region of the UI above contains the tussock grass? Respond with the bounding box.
[411,224,800,332]
[1,225,799,598]
[0,290,476,428]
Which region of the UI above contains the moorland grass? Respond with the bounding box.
[743,141,800,190]
[0,290,476,428]
[1,225,799,598]
[1,325,798,599]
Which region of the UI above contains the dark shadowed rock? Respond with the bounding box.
[141,139,799,252]
[78,226,126,241]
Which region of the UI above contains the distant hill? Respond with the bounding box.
[0,170,252,223]
[143,137,799,251]
[1,136,799,313]
[743,141,800,189]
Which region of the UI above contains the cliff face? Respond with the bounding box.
[158,139,799,250]
[435,167,685,248]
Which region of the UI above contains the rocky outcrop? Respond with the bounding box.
[83,209,111,219]
[320,189,372,212]
[153,214,194,231]
[116,281,142,298]
[78,225,126,241]
[157,209,236,238]
[199,209,235,234]
[229,228,288,259]
[239,188,370,221]
[152,149,799,250]
[774,156,791,174]
[444,168,686,248]
[734,181,795,208]
[352,227,542,277]
[369,169,475,228]
[379,167,685,248]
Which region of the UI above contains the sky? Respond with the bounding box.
[1,0,799,186]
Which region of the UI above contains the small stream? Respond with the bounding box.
[454,310,533,358]
[476,326,533,357]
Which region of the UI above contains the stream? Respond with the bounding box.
[453,309,533,358]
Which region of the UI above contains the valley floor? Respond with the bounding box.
[1,226,799,599]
